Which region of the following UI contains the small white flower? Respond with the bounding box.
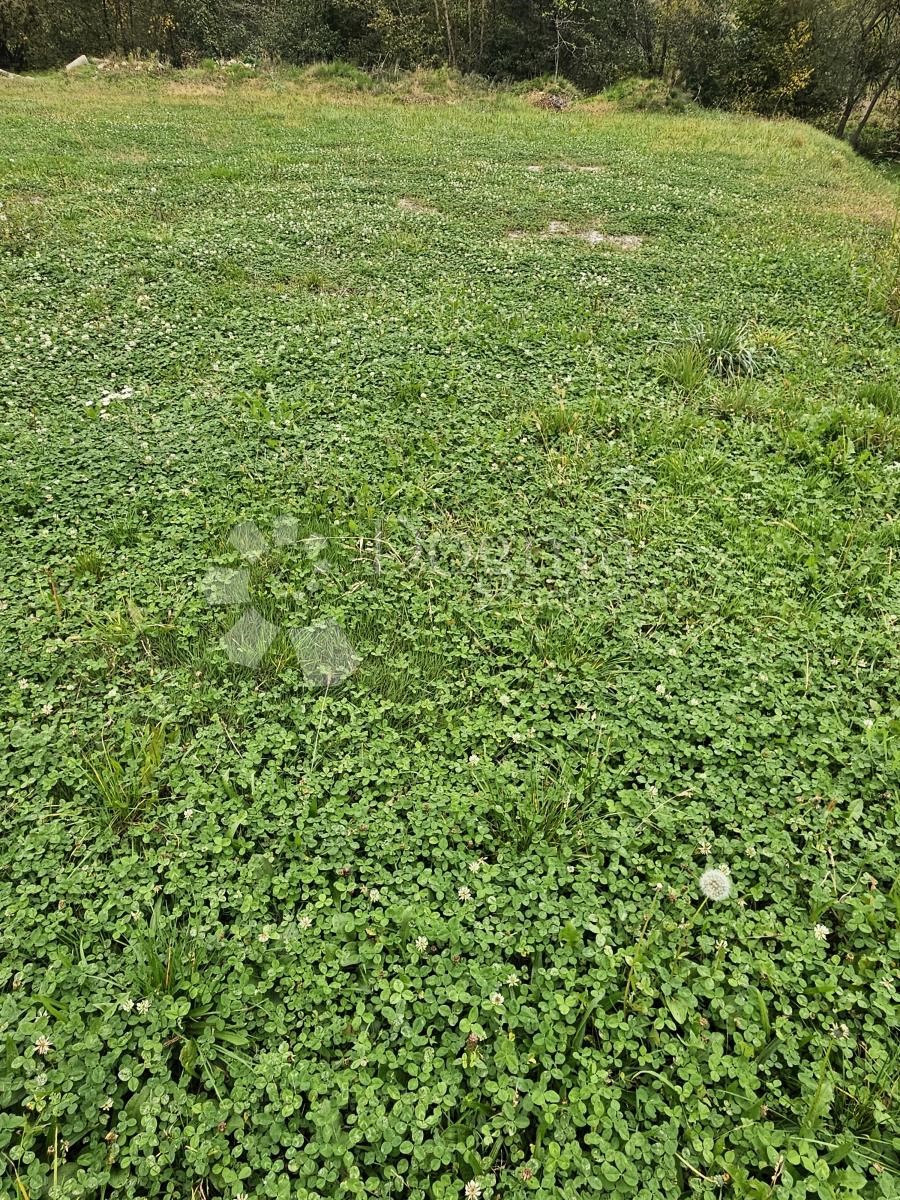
[34,1036,52,1056]
[697,840,712,857]
[814,923,830,941]
[655,683,666,695]
[414,936,429,953]
[699,868,732,901]
[182,808,195,820]
[100,1096,114,1111]
[505,973,521,986]
[457,886,472,902]
[464,1181,483,1199]
[490,992,504,1006]
[368,888,381,902]
[468,858,485,873]
[120,997,135,1012]
[298,915,312,930]
[136,998,151,1014]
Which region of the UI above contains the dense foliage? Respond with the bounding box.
[1,74,899,1198]
[1,0,900,152]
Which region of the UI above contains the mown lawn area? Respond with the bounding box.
[1,69,898,1199]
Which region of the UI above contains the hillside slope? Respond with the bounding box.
[1,75,898,1199]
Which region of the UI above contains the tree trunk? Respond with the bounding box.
[850,68,898,148]
[440,0,456,66]
[835,89,861,140]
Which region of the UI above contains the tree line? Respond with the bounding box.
[2,0,898,151]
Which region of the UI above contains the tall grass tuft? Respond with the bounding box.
[690,318,757,380]
[84,721,175,830]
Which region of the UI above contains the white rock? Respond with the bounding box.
[65,54,90,71]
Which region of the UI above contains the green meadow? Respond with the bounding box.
[1,68,898,1199]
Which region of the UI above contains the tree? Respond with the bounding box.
[816,0,900,143]
[542,0,583,81]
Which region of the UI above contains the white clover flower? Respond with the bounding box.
[298,915,312,930]
[490,992,504,1006]
[468,858,485,873]
[414,936,429,953]
[136,999,151,1014]
[464,1181,482,1199]
[699,868,732,901]
[34,1036,52,1056]
[814,923,830,941]
[457,886,472,902]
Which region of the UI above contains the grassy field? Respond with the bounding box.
[1,68,899,1199]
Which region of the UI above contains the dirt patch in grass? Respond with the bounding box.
[580,230,643,248]
[508,220,643,248]
[397,196,439,215]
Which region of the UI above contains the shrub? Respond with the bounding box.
[603,76,693,113]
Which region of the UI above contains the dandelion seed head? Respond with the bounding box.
[699,868,732,901]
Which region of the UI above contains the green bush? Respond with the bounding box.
[603,76,694,113]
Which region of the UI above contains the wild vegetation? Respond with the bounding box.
[1,0,900,157]
[0,70,899,1199]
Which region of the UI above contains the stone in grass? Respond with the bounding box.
[65,55,91,72]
